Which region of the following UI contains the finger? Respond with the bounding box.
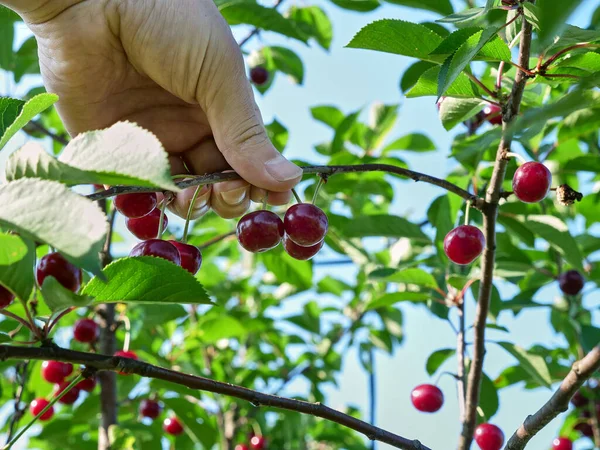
[167,184,212,220]
[249,187,292,206]
[210,180,251,219]
[169,155,189,176]
[181,138,230,175]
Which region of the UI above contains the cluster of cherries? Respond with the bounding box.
[443,160,552,266]
[565,381,600,446]
[237,203,328,260]
[115,192,202,275]
[137,398,185,437]
[234,434,267,450]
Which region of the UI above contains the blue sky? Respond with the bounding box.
[1,1,599,449]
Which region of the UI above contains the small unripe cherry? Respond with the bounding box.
[558,270,585,296]
[30,398,54,421]
[36,252,82,292]
[114,193,158,218]
[410,384,444,413]
[140,399,162,419]
[552,437,573,450]
[73,318,99,343]
[114,350,139,376]
[284,204,328,247]
[474,423,504,450]
[512,161,552,203]
[126,209,168,241]
[55,380,80,405]
[250,67,269,86]
[163,416,184,435]
[443,225,485,265]
[0,285,15,309]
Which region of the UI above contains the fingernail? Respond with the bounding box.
[265,155,303,182]
[220,185,248,205]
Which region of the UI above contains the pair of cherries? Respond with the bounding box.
[138,396,183,437]
[237,203,328,261]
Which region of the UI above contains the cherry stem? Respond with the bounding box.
[0,311,34,334]
[20,301,42,341]
[183,186,203,244]
[464,201,471,226]
[505,152,527,164]
[498,8,522,32]
[262,192,269,210]
[542,43,600,70]
[46,307,76,336]
[466,73,497,99]
[3,374,84,450]
[312,176,325,205]
[121,314,131,352]
[157,199,167,240]
[496,61,506,91]
[435,371,460,386]
[291,189,302,204]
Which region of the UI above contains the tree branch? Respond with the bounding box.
[87,165,483,210]
[237,0,286,47]
[0,345,431,450]
[4,362,29,445]
[27,120,69,146]
[458,11,533,450]
[504,346,600,450]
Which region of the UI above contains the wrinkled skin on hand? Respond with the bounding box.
[13,0,301,218]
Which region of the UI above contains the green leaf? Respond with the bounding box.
[13,36,39,82]
[0,6,18,70]
[288,6,333,50]
[522,3,541,30]
[346,20,444,61]
[384,0,452,15]
[366,103,398,150]
[426,348,455,375]
[497,342,552,388]
[0,94,59,151]
[383,133,436,153]
[480,372,500,420]
[331,111,361,154]
[40,277,93,312]
[373,268,439,290]
[438,97,485,131]
[329,0,380,12]
[558,107,600,143]
[263,46,304,84]
[563,155,600,173]
[407,66,478,98]
[58,122,179,191]
[0,234,35,301]
[400,61,436,93]
[286,301,321,334]
[523,216,584,271]
[265,119,289,153]
[437,8,486,24]
[161,397,218,449]
[0,179,107,275]
[329,214,430,241]
[536,0,585,48]
[366,292,431,310]
[311,105,346,129]
[261,248,313,291]
[197,316,247,342]
[580,325,600,353]
[82,257,211,304]
[220,1,306,42]
[0,332,11,343]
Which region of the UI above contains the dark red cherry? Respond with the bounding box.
[168,241,202,274]
[410,384,444,413]
[512,161,552,203]
[283,234,324,260]
[42,361,73,384]
[250,67,269,86]
[73,318,99,343]
[552,437,573,450]
[140,399,162,419]
[163,416,184,435]
[30,398,54,421]
[558,270,585,296]
[0,285,15,309]
[126,209,168,240]
[483,104,502,125]
[284,204,328,247]
[474,423,504,450]
[575,422,593,437]
[55,380,80,405]
[444,225,485,265]
[36,252,82,292]
[571,390,590,408]
[237,211,284,253]
[114,350,138,375]
[250,435,266,450]
[130,239,182,266]
[114,193,158,218]
[77,377,96,392]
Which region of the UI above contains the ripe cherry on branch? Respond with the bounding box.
[284,204,328,247]
[237,211,284,253]
[140,399,162,419]
[77,377,96,392]
[235,445,249,450]
[36,252,82,292]
[41,361,73,384]
[73,318,99,343]
[410,384,444,413]
[443,225,485,265]
[474,423,504,450]
[512,161,552,203]
[163,416,184,435]
[283,234,324,260]
[558,270,585,296]
[168,241,202,274]
[250,66,269,86]
[482,104,502,126]
[552,437,573,450]
[250,435,266,450]
[114,193,158,218]
[0,285,14,309]
[30,398,54,421]
[126,209,169,241]
[130,240,182,266]
[114,350,139,375]
[54,380,80,405]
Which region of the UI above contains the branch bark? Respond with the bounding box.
[0,345,431,450]
[504,346,600,450]
[458,12,533,450]
[87,164,484,210]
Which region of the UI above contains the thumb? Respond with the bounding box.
[197,22,302,192]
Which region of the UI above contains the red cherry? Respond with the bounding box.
[575,422,593,437]
[130,239,182,265]
[140,399,162,419]
[284,204,328,247]
[55,380,81,405]
[114,193,158,218]
[250,67,269,86]
[483,104,502,125]
[237,211,284,253]
[168,241,202,274]
[126,209,168,240]
[30,398,54,421]
[283,234,324,260]
[36,252,82,292]
[41,361,73,384]
[474,423,504,450]
[77,377,96,392]
[0,285,15,309]
[552,437,573,450]
[73,318,99,343]
[235,446,249,450]
[571,390,590,408]
[163,416,184,435]
[558,270,585,296]
[443,225,485,265]
[114,350,138,375]
[250,435,266,450]
[512,161,552,203]
[410,384,444,413]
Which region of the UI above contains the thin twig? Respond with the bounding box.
[541,43,600,70]
[0,345,431,450]
[237,0,286,47]
[198,231,237,250]
[456,300,466,423]
[4,362,29,445]
[504,346,600,450]
[27,121,69,146]
[466,73,497,99]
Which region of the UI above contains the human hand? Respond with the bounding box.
[17,0,302,218]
